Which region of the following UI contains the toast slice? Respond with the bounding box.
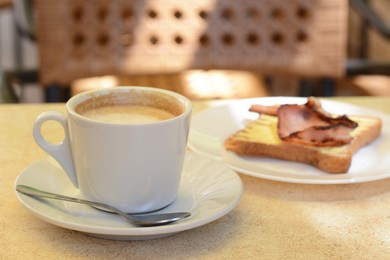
[224,114,382,173]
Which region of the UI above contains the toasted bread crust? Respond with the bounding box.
[224,116,382,173]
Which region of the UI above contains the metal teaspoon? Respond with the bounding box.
[16,185,190,227]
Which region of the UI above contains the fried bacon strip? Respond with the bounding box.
[249,97,358,147]
[249,104,278,116]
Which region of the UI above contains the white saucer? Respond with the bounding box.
[15,152,243,240]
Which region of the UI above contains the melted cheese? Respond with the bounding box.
[233,114,377,154]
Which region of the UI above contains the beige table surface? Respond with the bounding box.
[1,96,390,259]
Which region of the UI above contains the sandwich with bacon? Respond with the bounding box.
[224,97,382,173]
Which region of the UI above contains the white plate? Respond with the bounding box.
[189,97,390,184]
[15,152,243,240]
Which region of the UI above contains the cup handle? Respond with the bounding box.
[33,111,78,188]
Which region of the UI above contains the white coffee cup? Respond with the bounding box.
[33,86,192,213]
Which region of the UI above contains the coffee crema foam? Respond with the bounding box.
[81,105,175,124]
[75,89,185,124]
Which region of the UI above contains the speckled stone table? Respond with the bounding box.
[2,97,390,259]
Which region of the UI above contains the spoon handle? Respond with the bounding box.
[16,185,191,226]
[15,184,132,223]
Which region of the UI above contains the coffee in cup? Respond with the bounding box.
[75,89,184,124]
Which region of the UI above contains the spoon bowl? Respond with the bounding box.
[16,185,190,226]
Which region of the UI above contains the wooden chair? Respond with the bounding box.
[345,0,390,96]
[33,0,348,101]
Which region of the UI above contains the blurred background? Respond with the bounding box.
[0,0,389,103]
